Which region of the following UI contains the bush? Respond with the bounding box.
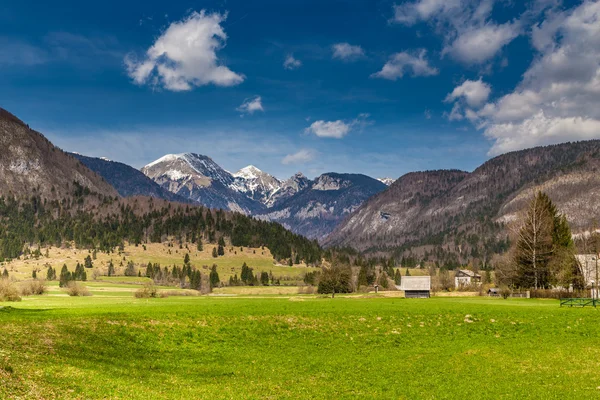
[134,282,159,298]
[0,279,21,302]
[20,280,48,296]
[499,285,512,299]
[317,265,353,296]
[66,282,91,297]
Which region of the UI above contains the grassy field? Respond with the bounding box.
[2,285,600,399]
[1,242,319,285]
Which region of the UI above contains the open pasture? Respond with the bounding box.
[1,288,600,399]
[1,242,319,285]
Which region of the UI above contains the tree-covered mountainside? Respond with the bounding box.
[0,190,322,264]
[71,153,189,203]
[325,140,600,267]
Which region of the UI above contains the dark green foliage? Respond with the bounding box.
[107,260,115,277]
[303,271,319,285]
[59,264,71,288]
[209,265,220,289]
[73,263,87,281]
[46,266,56,281]
[317,265,353,295]
[197,240,203,251]
[240,262,257,286]
[84,255,93,269]
[32,270,37,279]
[2,269,8,279]
[124,261,136,277]
[0,195,322,266]
[394,269,402,285]
[260,271,269,286]
[217,244,224,256]
[212,248,218,258]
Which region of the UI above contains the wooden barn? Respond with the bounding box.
[398,276,431,298]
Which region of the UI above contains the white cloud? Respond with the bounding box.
[236,96,264,116]
[392,0,521,65]
[332,43,365,61]
[372,49,438,80]
[445,78,491,108]
[444,22,521,64]
[447,102,464,121]
[283,54,301,70]
[281,149,316,165]
[124,11,244,91]
[454,1,600,155]
[305,114,371,139]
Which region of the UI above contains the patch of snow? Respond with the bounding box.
[378,177,395,186]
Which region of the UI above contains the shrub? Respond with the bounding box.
[134,282,159,298]
[20,280,48,296]
[317,265,353,296]
[0,279,22,302]
[66,282,91,297]
[500,285,512,299]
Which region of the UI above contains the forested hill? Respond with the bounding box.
[0,193,323,265]
[0,108,322,265]
[325,140,600,266]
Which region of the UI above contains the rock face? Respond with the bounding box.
[141,153,262,214]
[256,173,388,240]
[377,178,395,186]
[71,153,188,203]
[0,108,119,200]
[324,140,600,258]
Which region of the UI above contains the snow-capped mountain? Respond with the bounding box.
[142,153,388,240]
[255,173,387,240]
[141,153,262,214]
[378,177,395,186]
[231,165,283,206]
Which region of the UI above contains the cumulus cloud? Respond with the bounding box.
[392,0,522,65]
[372,49,438,80]
[283,54,301,70]
[452,1,600,155]
[124,11,244,91]
[332,43,365,61]
[236,96,264,116]
[281,149,316,165]
[445,78,491,108]
[305,114,370,139]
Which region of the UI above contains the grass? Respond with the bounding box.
[1,242,319,285]
[1,286,600,399]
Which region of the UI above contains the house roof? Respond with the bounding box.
[399,276,431,291]
[456,269,481,278]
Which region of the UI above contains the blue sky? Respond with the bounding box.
[1,0,597,179]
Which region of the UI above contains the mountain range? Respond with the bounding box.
[4,106,600,264]
[138,153,388,239]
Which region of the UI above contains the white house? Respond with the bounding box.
[454,269,482,289]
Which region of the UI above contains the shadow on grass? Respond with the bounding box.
[0,306,52,314]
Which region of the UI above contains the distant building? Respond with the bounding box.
[575,254,599,287]
[398,276,431,298]
[455,269,482,289]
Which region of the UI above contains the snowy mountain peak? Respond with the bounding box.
[378,177,395,186]
[233,165,264,180]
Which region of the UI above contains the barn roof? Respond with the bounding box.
[399,276,431,291]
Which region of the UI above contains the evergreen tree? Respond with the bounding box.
[212,247,218,258]
[394,269,402,285]
[84,255,93,269]
[184,253,191,268]
[1,268,7,279]
[260,271,269,286]
[46,266,56,281]
[217,244,225,256]
[197,240,203,251]
[59,264,71,288]
[32,270,37,279]
[209,265,220,288]
[108,260,115,277]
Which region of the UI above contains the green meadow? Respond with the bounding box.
[1,285,600,399]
